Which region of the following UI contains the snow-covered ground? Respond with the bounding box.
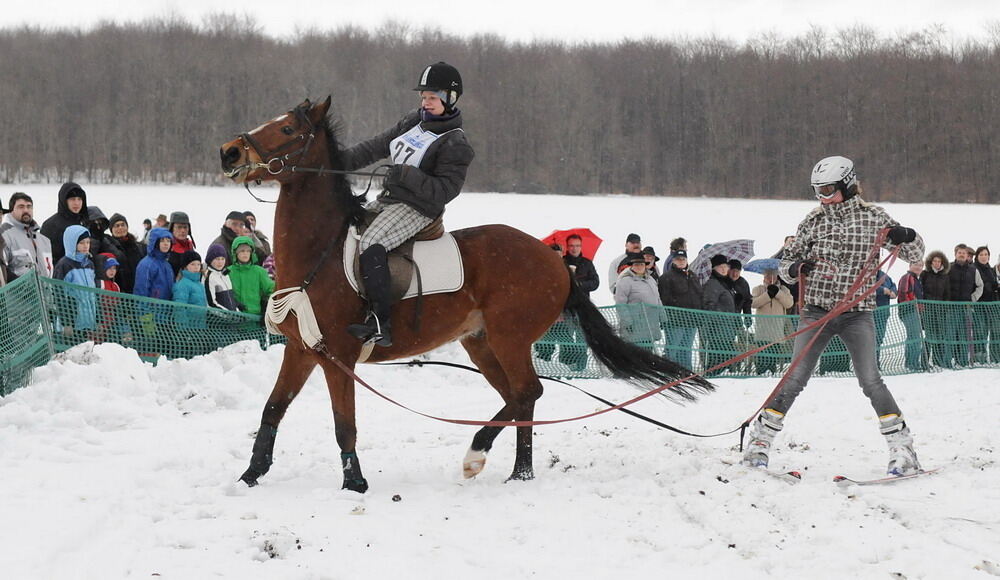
[3,188,1000,579]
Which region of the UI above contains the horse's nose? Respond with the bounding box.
[221,146,240,170]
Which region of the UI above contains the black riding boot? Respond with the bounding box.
[347,244,393,347]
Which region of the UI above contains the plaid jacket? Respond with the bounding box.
[779,197,925,311]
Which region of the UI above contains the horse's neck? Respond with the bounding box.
[274,175,351,280]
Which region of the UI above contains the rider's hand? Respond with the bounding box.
[789,260,816,278]
[383,164,404,189]
[888,226,917,245]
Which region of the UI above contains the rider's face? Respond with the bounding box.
[420,92,446,116]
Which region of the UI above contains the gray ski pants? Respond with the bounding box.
[769,306,902,417]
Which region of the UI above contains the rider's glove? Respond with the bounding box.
[383,164,405,189]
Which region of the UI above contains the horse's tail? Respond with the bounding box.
[563,273,715,402]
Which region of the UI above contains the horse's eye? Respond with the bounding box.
[281,126,294,135]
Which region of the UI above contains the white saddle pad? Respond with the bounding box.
[343,225,465,300]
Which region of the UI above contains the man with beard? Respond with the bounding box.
[1,192,54,281]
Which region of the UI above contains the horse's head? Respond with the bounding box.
[220,96,332,184]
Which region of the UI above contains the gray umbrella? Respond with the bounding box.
[690,239,756,283]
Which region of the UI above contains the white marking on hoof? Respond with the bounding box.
[463,449,487,479]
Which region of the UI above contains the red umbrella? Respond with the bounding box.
[540,228,603,261]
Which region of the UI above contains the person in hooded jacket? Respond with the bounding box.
[338,61,475,348]
[228,235,274,316]
[41,182,90,264]
[104,213,144,293]
[86,206,117,257]
[135,228,175,301]
[919,250,951,368]
[52,224,97,339]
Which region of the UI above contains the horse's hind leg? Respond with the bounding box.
[317,359,369,493]
[460,332,542,481]
[240,346,317,487]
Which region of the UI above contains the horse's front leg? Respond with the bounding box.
[319,360,369,493]
[240,346,317,486]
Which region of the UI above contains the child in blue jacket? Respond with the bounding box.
[52,224,97,337]
[172,250,207,330]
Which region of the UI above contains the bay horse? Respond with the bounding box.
[219,97,713,493]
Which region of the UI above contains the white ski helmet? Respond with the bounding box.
[811,156,858,200]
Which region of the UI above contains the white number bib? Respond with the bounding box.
[389,124,462,168]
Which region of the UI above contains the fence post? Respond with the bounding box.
[32,270,57,360]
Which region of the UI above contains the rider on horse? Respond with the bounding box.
[341,61,475,347]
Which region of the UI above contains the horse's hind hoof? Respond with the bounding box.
[463,449,487,479]
[342,478,369,494]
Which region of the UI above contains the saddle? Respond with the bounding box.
[344,211,463,305]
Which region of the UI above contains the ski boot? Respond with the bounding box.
[880,414,921,476]
[741,408,785,468]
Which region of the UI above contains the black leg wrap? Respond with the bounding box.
[341,451,369,494]
[239,423,278,487]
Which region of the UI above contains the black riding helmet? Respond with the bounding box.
[414,62,463,109]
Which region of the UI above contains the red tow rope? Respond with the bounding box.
[317,230,899,430]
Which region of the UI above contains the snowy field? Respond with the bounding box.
[2,187,1000,579]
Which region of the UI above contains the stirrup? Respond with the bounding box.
[346,313,391,347]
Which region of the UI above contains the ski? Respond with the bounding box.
[721,459,802,484]
[833,467,941,486]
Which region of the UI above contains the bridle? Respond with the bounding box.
[225,101,389,203]
[226,103,318,180]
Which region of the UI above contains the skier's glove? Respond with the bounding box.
[888,226,917,245]
[789,260,816,278]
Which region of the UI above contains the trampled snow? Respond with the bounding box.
[2,188,999,579]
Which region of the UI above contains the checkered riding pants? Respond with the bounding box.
[359,200,433,252]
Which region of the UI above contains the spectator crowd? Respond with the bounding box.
[0,183,276,341]
[548,231,1000,375]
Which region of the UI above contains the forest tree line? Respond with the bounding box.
[1,17,999,202]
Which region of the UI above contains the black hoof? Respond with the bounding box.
[240,469,262,487]
[342,478,369,494]
[506,470,535,482]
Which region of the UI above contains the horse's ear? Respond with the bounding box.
[308,96,332,125]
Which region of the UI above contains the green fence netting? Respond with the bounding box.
[534,300,1000,379]
[0,271,286,395]
[3,270,1000,395]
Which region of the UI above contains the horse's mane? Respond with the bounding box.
[317,112,366,228]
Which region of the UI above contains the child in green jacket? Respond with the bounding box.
[229,236,274,315]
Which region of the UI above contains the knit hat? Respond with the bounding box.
[109,213,128,228]
[625,233,641,244]
[710,254,728,268]
[178,250,202,270]
[206,243,228,263]
[728,259,743,270]
[226,210,247,223]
